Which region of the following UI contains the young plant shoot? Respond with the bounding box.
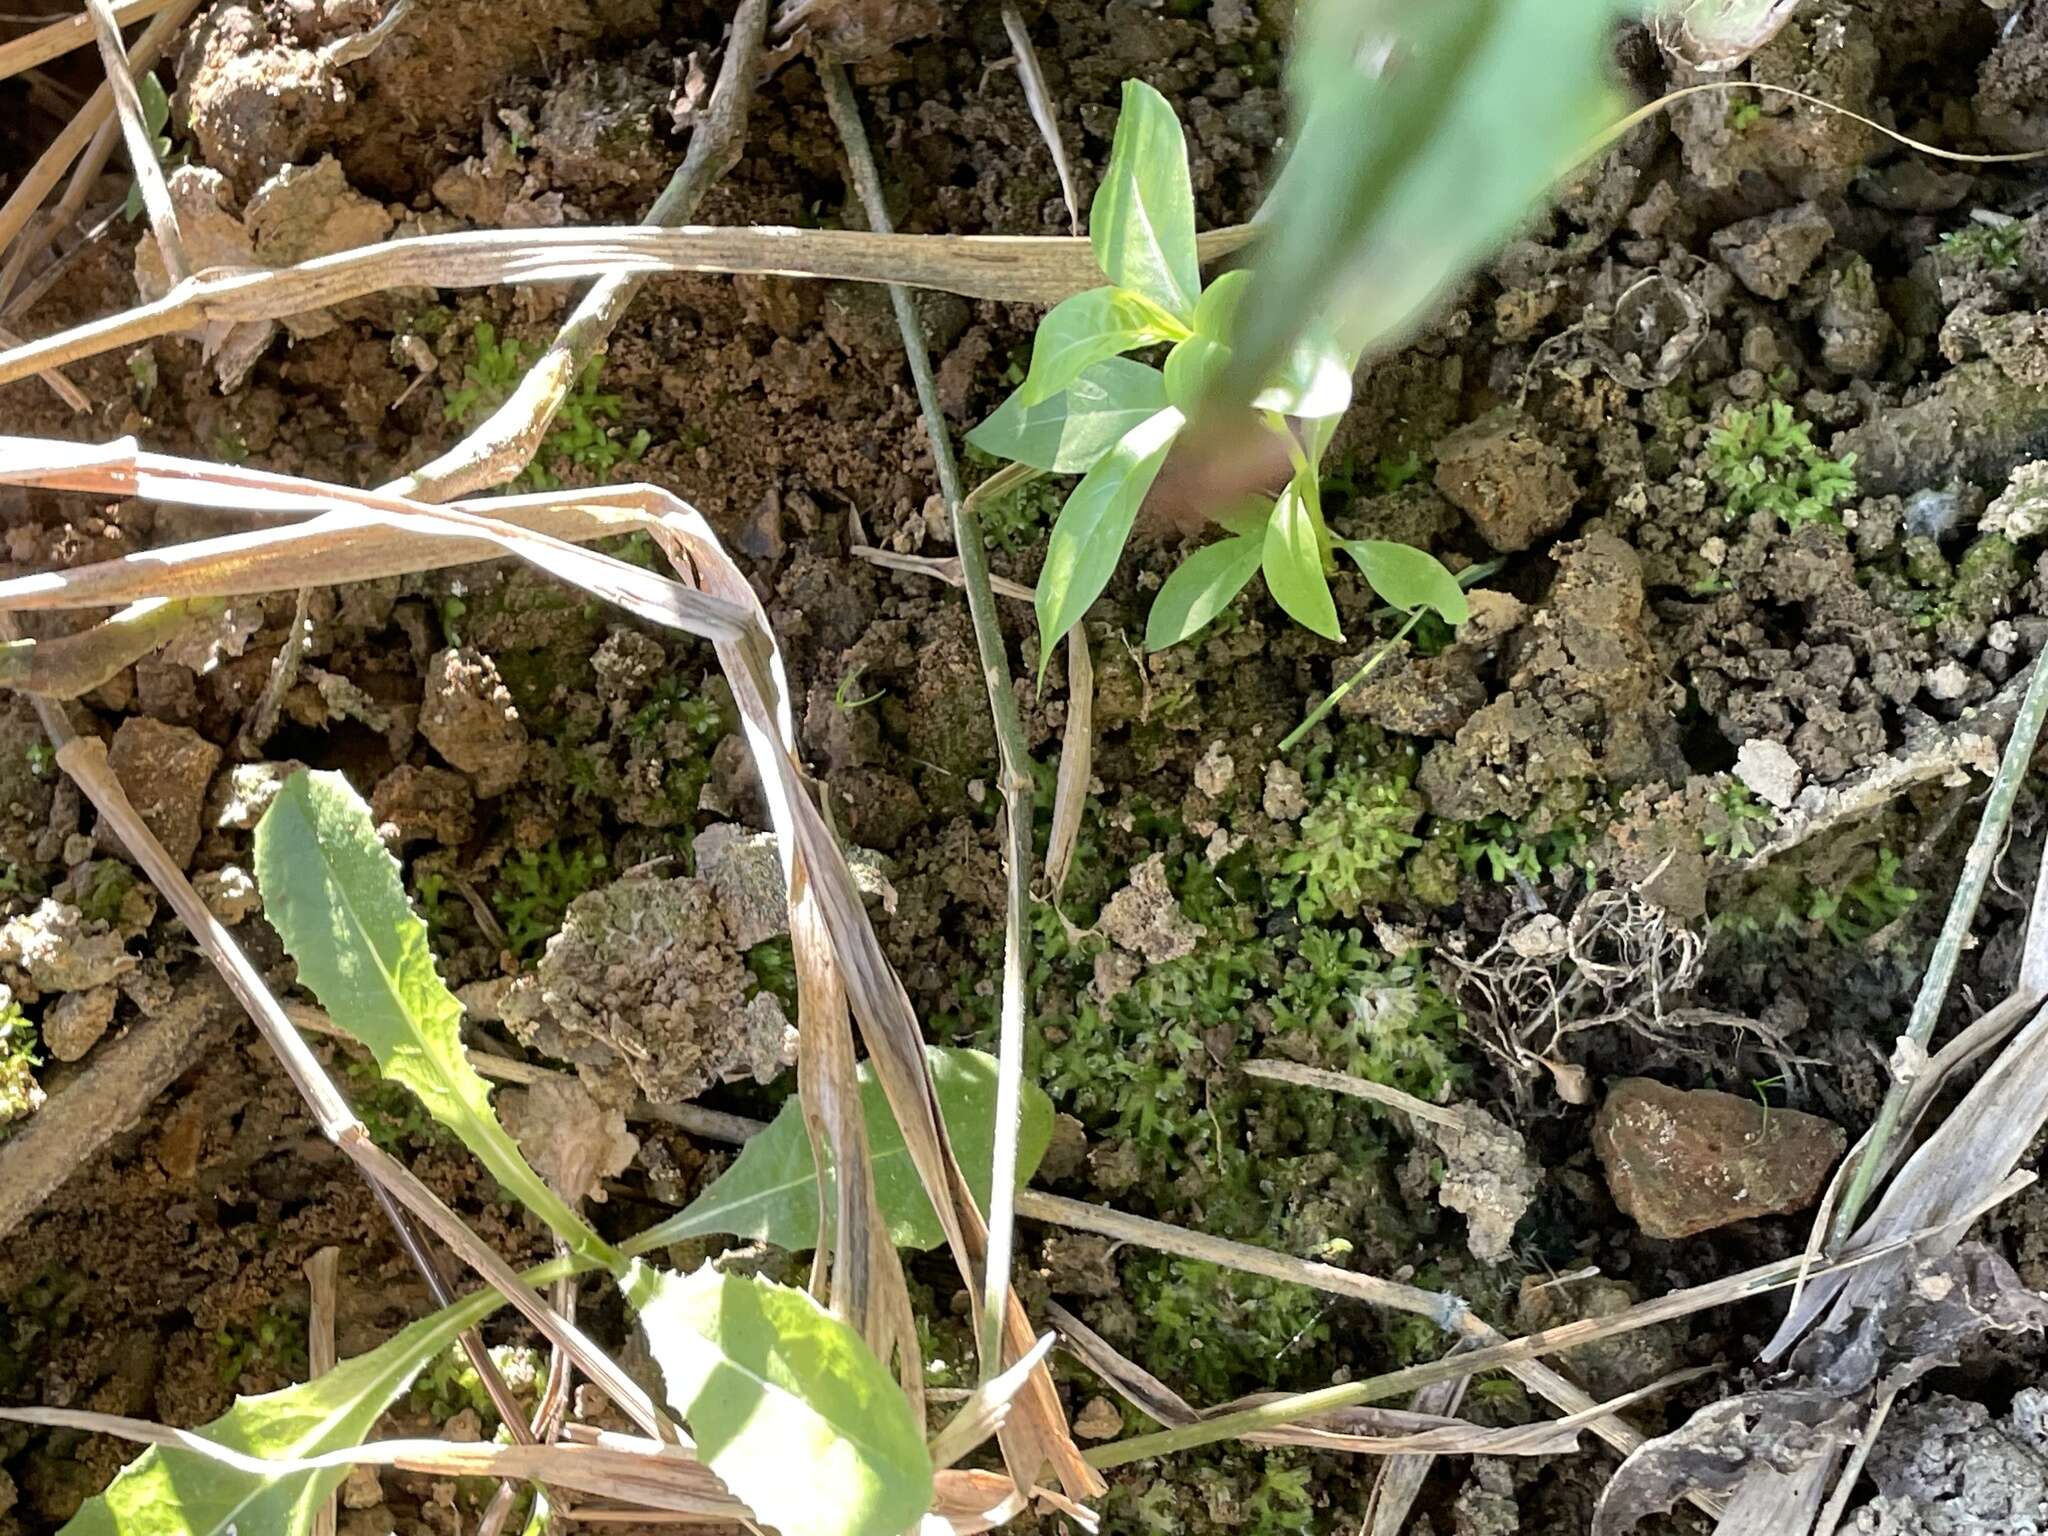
[967,81,1469,666]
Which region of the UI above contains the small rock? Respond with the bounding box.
[1263,761,1309,821]
[692,823,894,950]
[1073,1397,1123,1440]
[102,716,223,870]
[195,865,261,925]
[1927,660,1974,701]
[1734,739,1803,811]
[0,900,135,997]
[1037,1113,1087,1182]
[243,156,393,338]
[41,985,118,1063]
[1430,1103,1542,1264]
[1098,854,1203,965]
[208,761,308,831]
[1193,741,1235,797]
[1041,1234,1120,1299]
[442,1408,483,1443]
[1594,1077,1845,1239]
[371,764,475,846]
[1434,407,1579,553]
[420,648,527,798]
[339,1463,382,1511]
[1515,1276,1686,1405]
[133,165,273,387]
[499,1076,639,1205]
[1712,202,1835,300]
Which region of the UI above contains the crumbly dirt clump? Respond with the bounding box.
[501,875,794,1106]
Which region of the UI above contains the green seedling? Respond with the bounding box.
[1704,782,1776,860]
[121,72,185,221]
[966,82,1468,669]
[834,663,885,711]
[444,325,649,490]
[1704,401,1857,531]
[0,997,40,1132]
[1933,218,2024,271]
[493,839,607,960]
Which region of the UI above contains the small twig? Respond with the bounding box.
[387,0,770,500]
[1240,1058,1465,1132]
[83,0,186,282]
[850,541,1035,602]
[304,1247,342,1536]
[1830,651,2048,1246]
[237,586,312,755]
[1279,610,1422,754]
[1043,620,1091,903]
[0,0,196,274]
[0,0,174,83]
[0,221,1259,389]
[1000,5,1081,235]
[819,53,1038,1393]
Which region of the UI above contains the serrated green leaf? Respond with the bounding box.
[1262,478,1341,640]
[254,771,617,1271]
[1146,532,1265,650]
[1219,0,1635,404]
[636,1047,1053,1252]
[1091,79,1201,321]
[966,357,1167,473]
[1339,538,1471,624]
[61,1279,508,1536]
[1016,288,1178,407]
[1035,405,1184,667]
[624,1263,932,1536]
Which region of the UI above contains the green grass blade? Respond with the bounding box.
[254,771,618,1271]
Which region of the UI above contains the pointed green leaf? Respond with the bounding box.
[1339,539,1471,624]
[1163,334,1233,414]
[137,71,170,139]
[1251,326,1353,420]
[1016,287,1178,407]
[1146,532,1265,650]
[637,1047,1053,1252]
[1219,0,1633,405]
[1191,268,1252,340]
[1091,79,1201,320]
[1262,479,1341,640]
[60,1280,508,1536]
[966,357,1167,473]
[1035,405,1184,664]
[624,1263,932,1536]
[255,771,617,1271]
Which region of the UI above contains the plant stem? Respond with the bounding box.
[1828,652,2048,1247]
[1279,609,1423,753]
[818,57,1038,1387]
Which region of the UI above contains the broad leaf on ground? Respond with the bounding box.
[255,771,617,1270]
[61,1283,506,1536]
[1015,287,1181,407]
[624,1263,932,1536]
[636,1047,1052,1252]
[1091,79,1202,321]
[1262,478,1341,640]
[967,357,1167,473]
[1146,530,1265,650]
[1035,404,1184,665]
[1340,538,1471,624]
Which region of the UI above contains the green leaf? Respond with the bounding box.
[1262,478,1341,640]
[1090,79,1202,321]
[1339,538,1471,624]
[966,357,1167,473]
[61,1281,507,1536]
[254,771,618,1271]
[637,1046,1053,1252]
[1035,405,1184,665]
[1163,335,1231,414]
[1219,0,1634,404]
[624,1263,932,1536]
[1252,325,1352,419]
[1191,268,1252,340]
[1016,287,1179,407]
[1146,532,1265,650]
[137,71,170,139]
